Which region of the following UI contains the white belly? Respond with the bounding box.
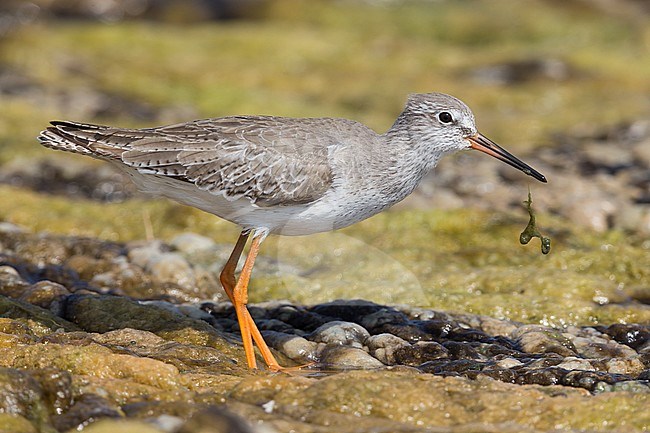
[122,167,386,236]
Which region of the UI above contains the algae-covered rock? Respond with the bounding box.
[0,368,52,433]
[72,419,164,433]
[0,295,79,335]
[62,293,246,372]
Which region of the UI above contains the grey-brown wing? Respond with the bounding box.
[41,118,334,207]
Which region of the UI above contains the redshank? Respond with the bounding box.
[38,92,546,370]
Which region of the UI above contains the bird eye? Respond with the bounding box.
[438,112,454,124]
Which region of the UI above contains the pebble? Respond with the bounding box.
[556,357,596,372]
[317,345,384,369]
[0,265,30,298]
[512,325,577,356]
[393,341,449,366]
[307,321,370,348]
[19,281,70,314]
[366,334,410,365]
[170,233,216,254]
[261,331,317,363]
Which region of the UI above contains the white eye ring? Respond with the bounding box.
[438,112,454,124]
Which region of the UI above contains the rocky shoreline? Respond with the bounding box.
[0,226,648,432]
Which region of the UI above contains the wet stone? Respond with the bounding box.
[370,322,434,343]
[606,357,646,376]
[476,368,518,383]
[478,342,521,357]
[0,265,30,297]
[307,321,370,347]
[392,341,449,366]
[0,367,51,429]
[308,299,388,323]
[514,366,567,386]
[31,368,73,418]
[494,357,523,369]
[415,319,457,339]
[559,370,629,392]
[366,333,410,365]
[513,325,578,356]
[19,281,70,315]
[176,406,259,433]
[359,308,409,331]
[266,304,331,333]
[442,341,482,359]
[317,345,384,369]
[53,393,122,432]
[262,331,317,363]
[597,323,650,350]
[257,318,295,334]
[478,316,520,336]
[573,338,637,359]
[418,359,488,375]
[556,357,596,372]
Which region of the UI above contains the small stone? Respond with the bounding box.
[556,357,595,372]
[308,321,370,348]
[309,299,386,322]
[495,357,523,369]
[632,138,650,167]
[393,341,449,366]
[170,233,216,254]
[19,281,70,312]
[262,331,317,363]
[0,265,30,298]
[366,333,410,365]
[148,253,196,287]
[0,222,26,233]
[479,316,518,337]
[360,308,409,331]
[599,323,650,351]
[177,406,258,433]
[53,393,122,432]
[606,357,646,376]
[127,242,164,269]
[513,325,577,356]
[443,341,481,359]
[317,345,384,369]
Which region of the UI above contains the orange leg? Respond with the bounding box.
[219,231,282,371]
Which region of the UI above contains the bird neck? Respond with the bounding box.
[384,113,442,175]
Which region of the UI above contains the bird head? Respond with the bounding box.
[402,93,547,183]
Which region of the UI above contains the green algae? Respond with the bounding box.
[0,414,39,433]
[520,190,551,255]
[232,370,650,432]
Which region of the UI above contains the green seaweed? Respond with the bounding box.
[519,189,551,254]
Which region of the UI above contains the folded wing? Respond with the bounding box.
[38,117,334,207]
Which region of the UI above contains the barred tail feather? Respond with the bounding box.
[37,121,123,160]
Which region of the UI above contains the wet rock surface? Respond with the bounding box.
[0,228,649,432]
